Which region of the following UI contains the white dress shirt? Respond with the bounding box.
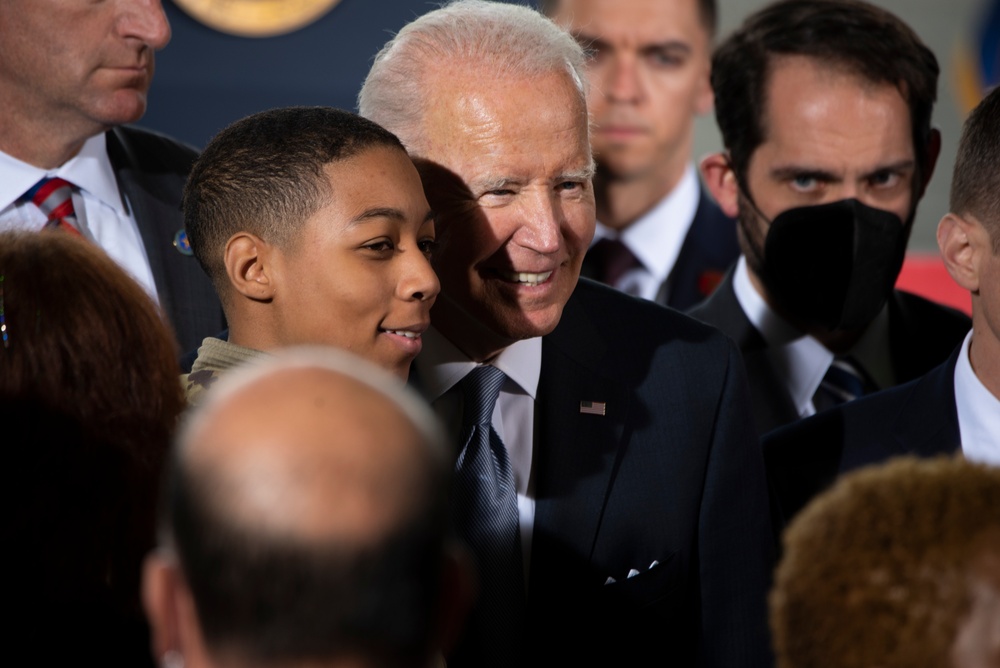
[732,256,894,417]
[953,330,1000,465]
[414,326,540,583]
[591,164,699,300]
[0,134,159,302]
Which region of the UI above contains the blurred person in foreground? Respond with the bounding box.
[143,348,472,668]
[182,107,439,402]
[765,86,1000,523]
[690,0,969,436]
[771,456,1000,668]
[359,2,774,665]
[545,0,738,309]
[2,230,185,666]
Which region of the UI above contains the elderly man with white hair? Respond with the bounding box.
[358,2,775,666]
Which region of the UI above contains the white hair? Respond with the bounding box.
[177,345,448,468]
[357,0,588,152]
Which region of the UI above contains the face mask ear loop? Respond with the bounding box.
[725,154,771,224]
[725,153,771,272]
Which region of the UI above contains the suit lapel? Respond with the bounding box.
[530,285,630,594]
[887,348,962,457]
[106,128,171,304]
[690,271,798,433]
[661,187,737,309]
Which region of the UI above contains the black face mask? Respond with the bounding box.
[743,198,909,332]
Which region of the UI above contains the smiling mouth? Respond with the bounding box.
[497,270,553,286]
[380,329,422,339]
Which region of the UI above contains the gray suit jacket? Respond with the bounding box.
[107,126,224,353]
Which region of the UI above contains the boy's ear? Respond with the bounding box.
[700,152,740,219]
[224,233,276,301]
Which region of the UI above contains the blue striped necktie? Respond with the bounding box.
[815,356,872,409]
[451,365,524,666]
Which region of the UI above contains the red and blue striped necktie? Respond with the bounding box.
[24,177,81,236]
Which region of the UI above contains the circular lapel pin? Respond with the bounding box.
[173,229,193,256]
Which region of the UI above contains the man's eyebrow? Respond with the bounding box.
[770,166,840,182]
[861,159,917,178]
[559,163,597,182]
[641,41,692,56]
[573,32,692,55]
[470,176,522,193]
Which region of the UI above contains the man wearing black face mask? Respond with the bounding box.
[689,0,970,438]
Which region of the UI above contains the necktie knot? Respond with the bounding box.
[23,177,80,235]
[816,355,873,409]
[460,365,506,427]
[589,237,641,287]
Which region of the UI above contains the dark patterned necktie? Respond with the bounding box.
[814,356,872,410]
[588,237,641,288]
[451,365,524,667]
[24,177,81,236]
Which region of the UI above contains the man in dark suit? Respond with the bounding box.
[764,85,1000,525]
[359,2,774,666]
[689,0,969,436]
[0,0,223,353]
[545,0,737,310]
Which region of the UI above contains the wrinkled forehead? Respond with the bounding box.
[414,65,591,163]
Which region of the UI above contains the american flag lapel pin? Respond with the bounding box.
[579,400,606,416]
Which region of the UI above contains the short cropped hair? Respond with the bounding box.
[712,0,938,185]
[358,0,587,152]
[183,106,405,295]
[771,456,1000,668]
[162,349,451,666]
[539,0,718,37]
[950,86,1000,251]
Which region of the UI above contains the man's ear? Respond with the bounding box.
[700,152,739,218]
[142,552,183,664]
[937,212,982,293]
[224,233,276,301]
[143,551,213,668]
[918,128,942,198]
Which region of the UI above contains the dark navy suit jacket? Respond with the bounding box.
[107,126,224,353]
[445,278,775,667]
[581,188,738,311]
[688,269,970,436]
[762,346,963,525]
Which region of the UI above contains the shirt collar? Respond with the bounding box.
[592,164,699,282]
[733,255,893,414]
[953,330,1000,464]
[414,325,542,401]
[0,133,124,215]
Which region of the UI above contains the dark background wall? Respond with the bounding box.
[146,0,524,148]
[146,0,995,251]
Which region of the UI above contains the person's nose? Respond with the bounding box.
[119,0,172,51]
[513,189,562,256]
[399,247,441,304]
[605,53,642,104]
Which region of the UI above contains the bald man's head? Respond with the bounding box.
[147,349,459,668]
